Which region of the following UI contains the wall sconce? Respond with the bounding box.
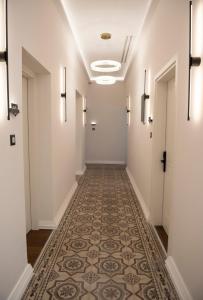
[0,0,19,120]
[91,121,96,131]
[188,0,201,121]
[126,107,130,113]
[61,66,67,122]
[141,69,150,124]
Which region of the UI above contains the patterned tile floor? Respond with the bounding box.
[22,164,179,300]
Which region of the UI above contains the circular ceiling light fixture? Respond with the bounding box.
[95,76,116,85]
[90,60,121,73]
[100,32,111,40]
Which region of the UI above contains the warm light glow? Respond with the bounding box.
[191,67,203,122]
[60,67,64,123]
[193,2,203,57]
[90,60,121,73]
[0,63,7,120]
[91,121,97,125]
[146,69,151,126]
[127,96,131,126]
[83,96,86,126]
[94,76,116,85]
[191,2,203,122]
[0,0,6,52]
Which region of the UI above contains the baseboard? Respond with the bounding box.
[165,256,193,300]
[76,165,86,176]
[38,221,56,230]
[7,264,33,300]
[126,167,150,221]
[38,181,78,230]
[54,181,78,227]
[86,160,126,165]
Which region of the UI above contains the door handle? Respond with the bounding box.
[161,151,167,172]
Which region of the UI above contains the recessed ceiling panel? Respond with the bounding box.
[61,0,151,78]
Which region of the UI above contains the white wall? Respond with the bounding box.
[86,82,126,164]
[0,0,88,298]
[126,0,203,299]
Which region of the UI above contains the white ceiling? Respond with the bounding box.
[61,0,151,79]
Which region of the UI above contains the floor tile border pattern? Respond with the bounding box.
[22,165,179,299]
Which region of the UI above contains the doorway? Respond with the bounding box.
[75,91,85,176]
[22,48,53,265]
[22,75,32,233]
[151,61,176,252]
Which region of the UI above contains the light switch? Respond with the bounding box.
[10,135,16,146]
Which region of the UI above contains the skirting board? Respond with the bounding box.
[86,160,126,165]
[165,256,193,300]
[126,167,150,221]
[38,181,78,230]
[76,165,87,176]
[8,264,33,300]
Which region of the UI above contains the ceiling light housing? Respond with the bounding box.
[100,32,111,40]
[90,60,121,73]
[94,76,116,85]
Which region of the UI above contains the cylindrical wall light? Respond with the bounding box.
[141,69,150,124]
[61,66,67,122]
[0,0,19,120]
[188,0,201,121]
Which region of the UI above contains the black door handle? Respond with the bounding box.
[161,151,167,172]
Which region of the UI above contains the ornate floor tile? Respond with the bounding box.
[22,165,179,300]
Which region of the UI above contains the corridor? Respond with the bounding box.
[22,165,178,299]
[1,0,203,299]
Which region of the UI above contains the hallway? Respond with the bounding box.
[1,0,203,299]
[23,165,178,299]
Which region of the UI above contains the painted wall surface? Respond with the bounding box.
[86,82,126,164]
[126,0,203,298]
[0,0,88,298]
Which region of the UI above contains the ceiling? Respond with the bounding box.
[61,0,151,80]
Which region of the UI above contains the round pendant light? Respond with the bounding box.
[90,60,121,73]
[95,76,116,85]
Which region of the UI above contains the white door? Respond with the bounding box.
[162,77,175,234]
[22,76,32,233]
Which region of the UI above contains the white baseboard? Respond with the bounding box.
[165,256,193,300]
[54,181,78,227]
[38,181,78,230]
[38,221,57,230]
[86,160,126,165]
[8,264,33,300]
[126,167,150,221]
[76,165,87,175]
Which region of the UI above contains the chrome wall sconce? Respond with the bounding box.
[141,69,149,124]
[61,66,67,122]
[188,0,201,121]
[0,0,19,120]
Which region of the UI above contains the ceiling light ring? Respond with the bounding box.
[95,76,116,85]
[91,60,121,73]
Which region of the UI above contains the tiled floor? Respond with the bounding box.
[23,164,179,299]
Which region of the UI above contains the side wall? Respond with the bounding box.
[0,0,88,298]
[85,82,126,164]
[126,0,203,299]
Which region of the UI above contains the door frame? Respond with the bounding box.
[150,57,178,236]
[22,67,35,232]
